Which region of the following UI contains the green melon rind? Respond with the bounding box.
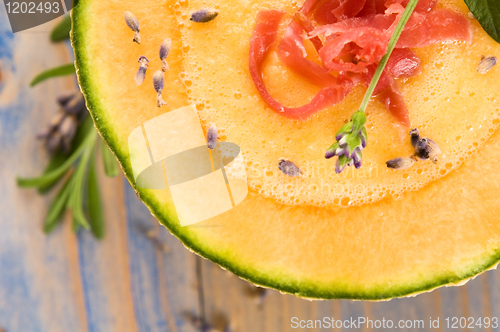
[71,0,500,300]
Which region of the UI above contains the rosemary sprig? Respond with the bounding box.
[17,127,92,189]
[19,90,118,238]
[37,114,94,193]
[67,131,97,231]
[30,63,76,87]
[100,139,119,177]
[17,15,119,239]
[17,113,117,237]
[17,16,120,238]
[50,14,72,42]
[87,150,105,239]
[325,0,419,173]
[43,175,72,233]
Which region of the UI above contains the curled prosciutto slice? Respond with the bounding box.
[249,0,472,125]
[398,9,472,47]
[249,10,353,120]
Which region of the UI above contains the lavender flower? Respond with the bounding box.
[415,138,441,163]
[325,110,367,173]
[206,123,218,149]
[410,128,420,148]
[477,56,497,74]
[153,70,167,107]
[278,159,302,177]
[159,38,172,72]
[124,11,141,44]
[135,56,149,86]
[386,157,415,170]
[190,9,219,23]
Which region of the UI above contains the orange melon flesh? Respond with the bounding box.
[72,0,500,298]
[180,0,500,206]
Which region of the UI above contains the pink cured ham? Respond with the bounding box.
[398,9,472,48]
[249,10,353,120]
[248,0,472,125]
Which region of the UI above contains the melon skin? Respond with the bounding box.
[72,0,500,300]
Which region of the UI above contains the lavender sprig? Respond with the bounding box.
[325,0,419,173]
[325,111,367,172]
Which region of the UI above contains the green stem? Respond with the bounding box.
[68,131,97,230]
[358,0,419,113]
[17,131,95,189]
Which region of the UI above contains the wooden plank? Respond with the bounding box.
[196,259,500,332]
[199,258,271,331]
[157,224,200,332]
[264,289,288,332]
[123,181,202,332]
[440,284,470,331]
[4,5,500,332]
[123,181,169,332]
[465,273,493,331]
[489,270,500,332]
[0,11,87,332]
[195,256,500,332]
[76,174,139,332]
[338,300,367,331]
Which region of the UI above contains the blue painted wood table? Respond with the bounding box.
[1,7,500,332]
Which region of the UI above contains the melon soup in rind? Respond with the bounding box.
[72,0,500,299]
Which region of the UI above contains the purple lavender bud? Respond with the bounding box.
[57,91,77,106]
[342,145,352,158]
[206,123,218,149]
[48,111,66,130]
[336,132,346,141]
[477,56,497,74]
[325,143,340,159]
[415,138,441,163]
[335,156,349,174]
[410,128,420,148]
[426,139,441,163]
[352,148,362,164]
[59,115,77,142]
[360,136,367,148]
[354,158,362,169]
[386,157,415,170]
[415,138,430,160]
[63,93,85,115]
[135,67,147,86]
[134,56,149,86]
[159,39,172,72]
[159,39,172,60]
[124,11,139,31]
[338,135,347,147]
[335,160,345,174]
[124,11,141,43]
[325,148,336,159]
[190,8,219,23]
[153,70,164,94]
[279,159,302,177]
[359,129,367,148]
[45,131,62,153]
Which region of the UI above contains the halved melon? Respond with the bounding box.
[72,0,500,299]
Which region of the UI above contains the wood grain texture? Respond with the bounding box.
[3,4,500,332]
[76,174,138,332]
[0,10,88,332]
